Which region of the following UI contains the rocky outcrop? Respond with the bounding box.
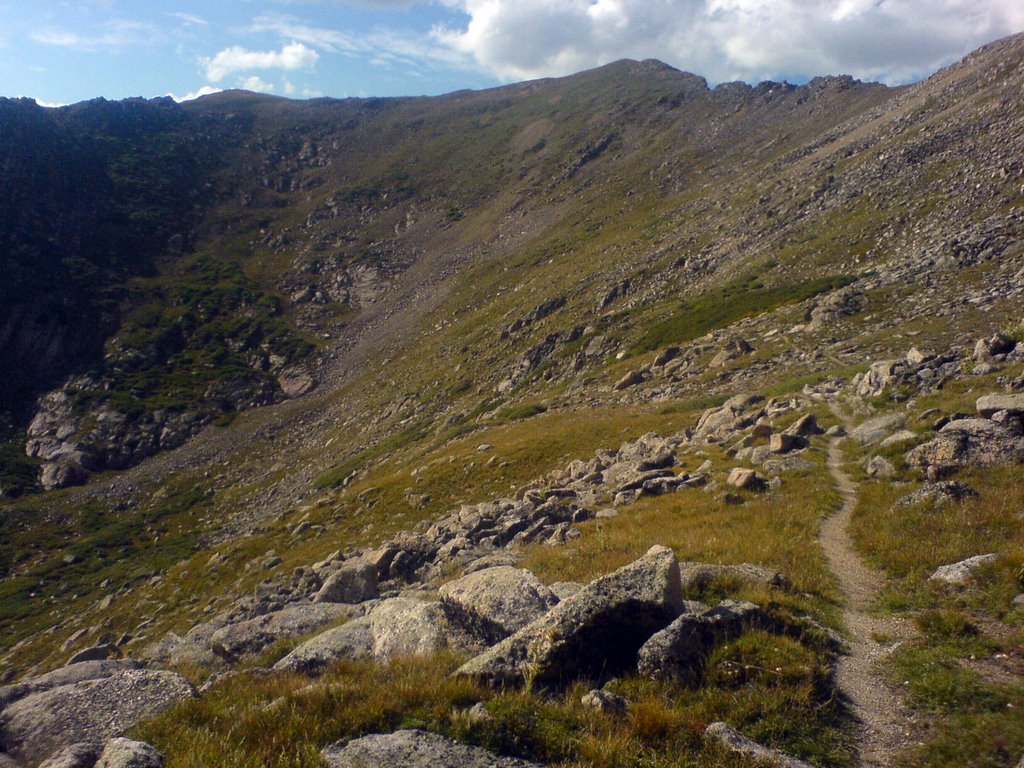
[322,730,540,768]
[455,545,684,686]
[0,667,194,764]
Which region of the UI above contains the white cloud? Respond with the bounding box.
[432,0,1024,85]
[168,86,222,102]
[203,42,319,82]
[30,19,155,51]
[239,75,277,93]
[250,13,471,69]
[170,12,208,26]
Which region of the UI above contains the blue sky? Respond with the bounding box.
[3,0,1023,106]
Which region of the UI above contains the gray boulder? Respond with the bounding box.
[370,597,472,659]
[322,730,540,768]
[272,618,374,674]
[906,418,1024,471]
[580,689,628,715]
[849,413,904,445]
[95,738,164,768]
[726,467,767,491]
[976,393,1024,418]
[895,481,978,508]
[0,669,194,764]
[210,602,358,658]
[929,554,997,586]
[455,545,684,686]
[705,722,818,767]
[637,601,772,682]
[439,567,558,644]
[314,559,379,604]
[692,394,765,444]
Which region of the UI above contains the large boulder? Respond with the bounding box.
[209,602,358,658]
[637,601,772,682]
[272,618,374,674]
[322,730,540,768]
[455,545,684,686]
[439,567,559,644]
[314,559,379,604]
[369,597,470,659]
[0,669,194,764]
[0,660,142,711]
[274,596,476,675]
[906,418,1024,471]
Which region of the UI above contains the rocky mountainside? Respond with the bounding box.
[1,32,1022,768]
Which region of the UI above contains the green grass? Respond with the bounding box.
[637,273,857,353]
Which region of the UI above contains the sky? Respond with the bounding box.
[2,0,1023,106]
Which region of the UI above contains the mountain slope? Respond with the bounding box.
[1,32,1023,768]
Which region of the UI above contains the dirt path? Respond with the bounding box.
[821,429,917,767]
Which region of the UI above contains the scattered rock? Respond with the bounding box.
[865,456,896,478]
[705,722,818,767]
[895,481,979,508]
[929,554,997,585]
[726,467,767,490]
[580,688,628,715]
[973,332,1016,362]
[322,730,540,768]
[613,370,645,391]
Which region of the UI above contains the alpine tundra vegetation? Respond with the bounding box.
[1,31,1023,768]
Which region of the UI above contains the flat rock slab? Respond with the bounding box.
[322,730,540,768]
[210,602,357,657]
[0,669,194,764]
[705,722,818,767]
[439,566,558,643]
[976,393,1024,418]
[456,545,684,686]
[273,618,374,674]
[907,418,1024,470]
[929,554,997,585]
[0,659,143,711]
